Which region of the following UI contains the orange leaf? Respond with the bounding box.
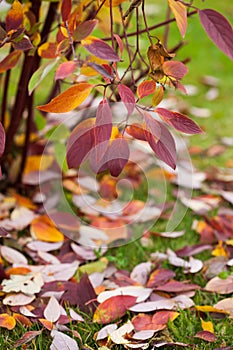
[6,0,24,32]
[152,85,164,106]
[13,193,37,210]
[6,267,32,276]
[0,50,21,73]
[37,83,93,113]
[39,318,54,330]
[38,42,58,59]
[13,313,32,327]
[30,215,64,242]
[167,0,187,37]
[0,313,16,330]
[137,80,156,99]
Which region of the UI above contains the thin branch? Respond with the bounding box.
[163,5,171,48]
[103,10,197,41]
[141,0,153,45]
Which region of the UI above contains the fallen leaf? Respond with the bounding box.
[50,330,79,350]
[0,313,16,330]
[194,330,217,342]
[205,275,233,294]
[201,318,214,333]
[3,293,35,306]
[44,296,61,323]
[13,330,42,348]
[110,321,134,344]
[0,245,28,265]
[214,298,233,317]
[93,295,137,324]
[97,286,152,304]
[30,215,64,242]
[2,272,44,294]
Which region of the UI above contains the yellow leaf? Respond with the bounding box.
[226,239,233,246]
[167,0,187,37]
[201,318,214,333]
[195,305,228,314]
[30,215,64,242]
[104,0,126,6]
[37,83,93,113]
[24,155,54,175]
[152,85,164,106]
[212,241,229,258]
[0,313,16,330]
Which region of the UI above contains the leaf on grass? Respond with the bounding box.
[194,330,217,342]
[37,83,93,113]
[2,272,44,294]
[110,321,134,344]
[156,108,203,134]
[137,80,157,99]
[118,84,135,116]
[167,0,187,37]
[0,50,21,73]
[0,313,16,330]
[129,299,175,313]
[3,293,35,306]
[147,269,175,288]
[0,245,28,265]
[201,318,214,333]
[93,295,137,324]
[155,280,200,293]
[205,275,233,294]
[13,330,42,348]
[44,296,61,323]
[30,215,64,242]
[50,330,79,350]
[195,305,229,314]
[81,36,120,61]
[199,9,233,61]
[13,313,32,327]
[6,0,24,32]
[214,298,233,317]
[97,286,152,304]
[73,20,98,41]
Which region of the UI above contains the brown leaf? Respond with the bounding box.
[13,330,43,348]
[0,50,21,73]
[6,0,24,32]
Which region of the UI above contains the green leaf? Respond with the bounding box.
[54,142,68,173]
[28,58,60,95]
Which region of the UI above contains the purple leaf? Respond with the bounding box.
[156,108,203,134]
[145,123,176,170]
[73,20,98,41]
[199,9,233,61]
[118,84,135,116]
[81,36,120,61]
[106,138,130,177]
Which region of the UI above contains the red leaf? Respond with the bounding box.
[38,42,58,59]
[155,280,200,292]
[163,61,188,80]
[147,269,175,288]
[114,34,124,54]
[81,36,120,61]
[73,20,98,41]
[145,123,177,170]
[0,122,6,157]
[106,138,130,177]
[194,330,217,342]
[55,61,76,80]
[93,295,137,324]
[156,108,203,134]
[199,9,233,61]
[13,36,33,51]
[61,0,72,22]
[0,50,21,73]
[137,80,156,99]
[6,0,24,32]
[118,84,135,116]
[90,99,112,172]
[14,330,42,348]
[141,110,161,142]
[67,118,95,168]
